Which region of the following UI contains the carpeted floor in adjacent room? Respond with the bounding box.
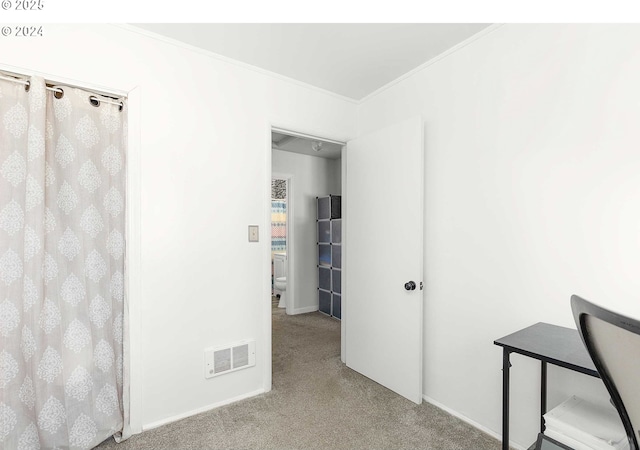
[96,298,500,449]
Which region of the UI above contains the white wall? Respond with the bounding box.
[0,24,356,430]
[357,24,640,448]
[272,150,341,314]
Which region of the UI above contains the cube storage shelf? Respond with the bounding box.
[317,195,341,319]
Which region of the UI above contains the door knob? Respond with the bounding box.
[404,281,416,291]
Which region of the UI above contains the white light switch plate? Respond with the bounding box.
[248,225,259,242]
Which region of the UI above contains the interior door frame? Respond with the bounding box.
[263,122,348,392]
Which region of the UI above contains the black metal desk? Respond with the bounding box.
[494,323,599,450]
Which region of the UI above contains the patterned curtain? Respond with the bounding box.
[271,200,286,251]
[0,75,128,448]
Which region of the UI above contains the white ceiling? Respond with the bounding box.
[131,23,491,101]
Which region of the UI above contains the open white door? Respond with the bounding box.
[344,116,423,404]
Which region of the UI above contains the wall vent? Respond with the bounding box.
[204,340,256,379]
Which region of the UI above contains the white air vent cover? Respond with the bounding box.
[204,340,256,379]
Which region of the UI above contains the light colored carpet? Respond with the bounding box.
[96,299,500,449]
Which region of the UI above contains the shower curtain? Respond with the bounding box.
[0,75,128,448]
[271,200,286,251]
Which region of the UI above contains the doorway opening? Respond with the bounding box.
[269,127,345,382]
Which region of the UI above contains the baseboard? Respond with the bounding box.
[142,388,265,432]
[289,305,318,315]
[423,395,527,450]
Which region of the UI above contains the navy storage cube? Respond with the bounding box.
[319,266,331,291]
[317,197,330,220]
[332,294,341,319]
[332,270,341,294]
[319,289,331,315]
[318,220,330,243]
[331,245,341,269]
[318,244,331,266]
[332,219,342,243]
[330,196,341,219]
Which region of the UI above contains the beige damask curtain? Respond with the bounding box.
[0,75,128,449]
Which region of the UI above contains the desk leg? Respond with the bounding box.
[502,349,511,450]
[541,361,547,433]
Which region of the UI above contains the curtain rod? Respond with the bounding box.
[0,74,125,109]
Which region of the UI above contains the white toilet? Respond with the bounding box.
[273,252,287,309]
[274,277,286,308]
